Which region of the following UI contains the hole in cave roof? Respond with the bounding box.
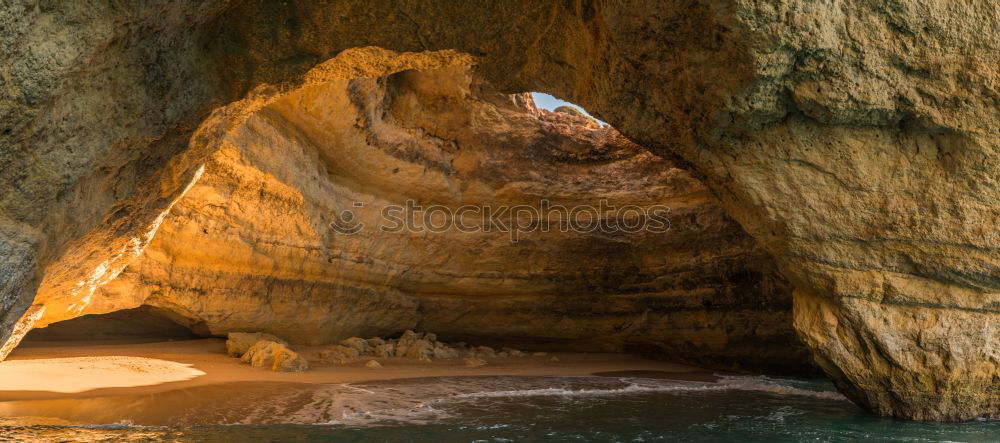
[530,92,608,127]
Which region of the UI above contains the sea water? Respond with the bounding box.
[2,375,998,442]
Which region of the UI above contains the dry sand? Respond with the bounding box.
[0,338,711,426]
[0,356,205,393]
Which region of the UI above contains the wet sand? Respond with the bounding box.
[0,338,711,426]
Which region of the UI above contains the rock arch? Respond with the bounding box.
[35,60,808,373]
[1,1,997,421]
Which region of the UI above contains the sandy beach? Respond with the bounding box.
[0,338,710,426]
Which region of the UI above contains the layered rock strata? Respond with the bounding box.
[76,67,804,373]
[2,1,997,420]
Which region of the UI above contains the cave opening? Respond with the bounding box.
[1,0,995,428]
[21,306,200,345]
[530,92,608,127]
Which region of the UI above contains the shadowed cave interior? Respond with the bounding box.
[22,65,810,375]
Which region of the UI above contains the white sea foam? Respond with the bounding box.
[452,382,702,399]
[308,375,849,427]
[4,375,844,428]
[716,375,848,401]
[448,375,848,402]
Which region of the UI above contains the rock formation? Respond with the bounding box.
[76,67,804,373]
[226,332,288,358]
[239,340,309,372]
[315,330,524,366]
[1,1,997,420]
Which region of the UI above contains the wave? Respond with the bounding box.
[0,374,847,429]
[192,375,849,426]
[715,375,848,401]
[450,375,848,402]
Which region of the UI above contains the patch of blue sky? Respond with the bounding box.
[530,92,607,126]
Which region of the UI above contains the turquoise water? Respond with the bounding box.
[3,375,998,442]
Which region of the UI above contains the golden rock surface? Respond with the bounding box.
[2,1,997,420]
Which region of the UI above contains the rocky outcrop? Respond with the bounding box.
[2,1,997,420]
[554,106,601,127]
[240,340,309,372]
[79,67,805,373]
[316,330,520,366]
[226,332,288,358]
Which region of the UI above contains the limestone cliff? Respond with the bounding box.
[78,68,804,373]
[1,0,997,420]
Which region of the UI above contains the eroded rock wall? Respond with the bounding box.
[0,0,229,361]
[78,68,805,372]
[2,0,997,420]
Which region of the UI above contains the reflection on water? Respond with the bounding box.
[2,375,998,442]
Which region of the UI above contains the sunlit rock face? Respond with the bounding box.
[76,67,806,372]
[3,0,998,420]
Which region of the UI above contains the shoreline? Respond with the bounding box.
[0,338,713,425]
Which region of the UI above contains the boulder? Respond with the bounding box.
[339,337,370,355]
[373,343,396,358]
[240,340,308,372]
[226,332,287,357]
[398,330,420,343]
[432,343,460,360]
[402,339,434,360]
[393,330,421,356]
[469,346,496,359]
[319,344,361,364]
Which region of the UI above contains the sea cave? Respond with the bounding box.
[1,1,998,439]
